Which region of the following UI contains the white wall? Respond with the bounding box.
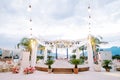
[99,51,112,60]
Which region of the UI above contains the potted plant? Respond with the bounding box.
[69,58,84,74]
[102,60,112,72]
[45,59,54,73]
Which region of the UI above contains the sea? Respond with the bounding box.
[0,46,120,57]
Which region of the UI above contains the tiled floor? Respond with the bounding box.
[0,71,120,80]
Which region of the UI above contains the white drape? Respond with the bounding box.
[87,35,94,71]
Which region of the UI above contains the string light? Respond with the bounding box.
[88,0,92,35]
[27,5,32,12]
[30,28,32,36]
[27,0,32,12]
[88,4,91,12]
[30,18,32,22]
[29,5,31,8]
[27,0,33,38]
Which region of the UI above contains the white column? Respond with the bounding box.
[44,47,48,63]
[76,48,80,59]
[98,52,101,64]
[21,51,30,68]
[87,35,94,71]
[31,42,37,67]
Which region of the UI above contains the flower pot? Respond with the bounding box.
[105,68,110,72]
[73,68,78,74]
[48,69,52,73]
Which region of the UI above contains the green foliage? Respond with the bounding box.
[90,35,105,51]
[37,56,44,59]
[72,49,77,53]
[102,60,112,69]
[80,56,86,60]
[79,45,86,51]
[69,58,84,68]
[112,55,120,59]
[47,56,53,60]
[38,45,45,50]
[79,45,87,57]
[45,60,54,69]
[17,37,37,61]
[45,55,54,69]
[70,54,76,59]
[17,37,37,51]
[17,38,31,51]
[37,56,44,61]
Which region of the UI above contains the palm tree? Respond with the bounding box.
[90,35,107,63]
[79,45,87,57]
[38,44,45,54]
[72,49,77,53]
[17,37,37,61]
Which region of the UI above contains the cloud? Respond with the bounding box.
[0,0,120,49]
[0,33,20,49]
[32,0,80,20]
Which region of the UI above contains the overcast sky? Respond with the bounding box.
[0,0,120,49]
